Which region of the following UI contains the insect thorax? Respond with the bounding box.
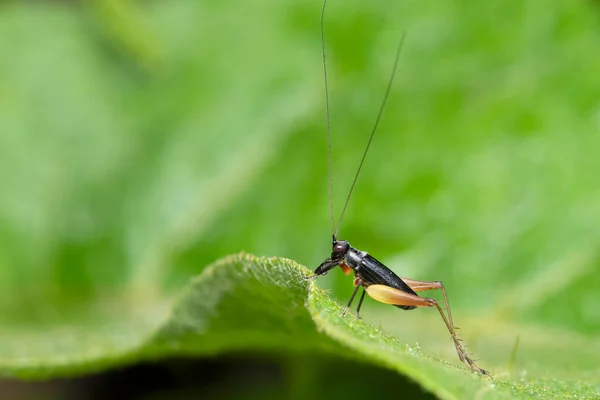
[344,246,367,270]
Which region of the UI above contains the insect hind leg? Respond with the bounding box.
[364,284,490,376]
[400,278,455,332]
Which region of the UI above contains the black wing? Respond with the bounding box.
[358,253,417,310]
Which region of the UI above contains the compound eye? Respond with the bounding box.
[334,243,346,253]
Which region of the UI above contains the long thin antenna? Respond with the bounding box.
[334,33,406,238]
[321,0,335,240]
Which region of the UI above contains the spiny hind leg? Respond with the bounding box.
[400,278,455,332]
[364,284,490,376]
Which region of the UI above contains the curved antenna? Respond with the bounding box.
[334,33,406,238]
[321,0,335,241]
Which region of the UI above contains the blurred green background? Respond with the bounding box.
[1,0,600,398]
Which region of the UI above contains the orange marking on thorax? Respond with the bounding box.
[340,263,352,276]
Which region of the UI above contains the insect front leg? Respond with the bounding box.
[364,284,490,376]
[341,277,367,318]
[306,258,343,278]
[342,284,361,317]
[355,287,367,319]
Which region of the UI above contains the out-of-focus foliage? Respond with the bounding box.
[1,0,600,398]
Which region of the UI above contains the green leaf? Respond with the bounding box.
[2,255,599,399]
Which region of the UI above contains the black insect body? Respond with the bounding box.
[308,0,490,376]
[314,240,417,312]
[311,238,489,375]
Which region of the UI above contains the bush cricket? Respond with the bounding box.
[307,0,490,376]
